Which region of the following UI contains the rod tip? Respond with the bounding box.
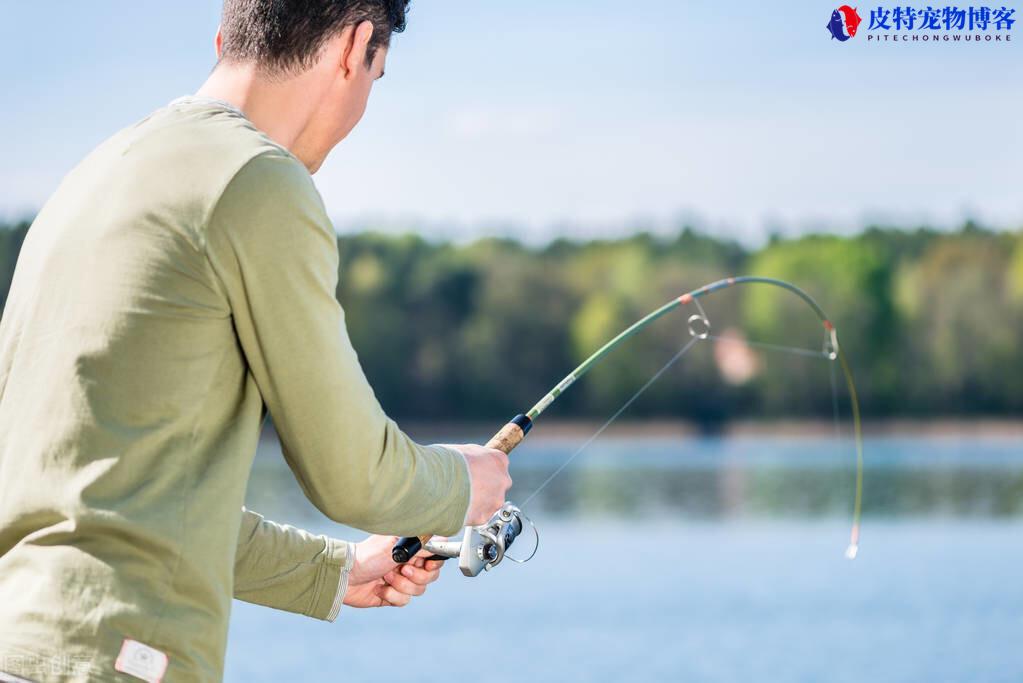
[844,544,859,560]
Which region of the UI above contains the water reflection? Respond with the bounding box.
[246,431,1023,525]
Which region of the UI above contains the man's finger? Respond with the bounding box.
[410,546,447,572]
[412,550,435,564]
[375,582,412,607]
[398,563,440,585]
[383,570,428,596]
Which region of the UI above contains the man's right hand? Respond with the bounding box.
[445,443,513,526]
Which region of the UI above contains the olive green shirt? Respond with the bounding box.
[0,96,470,682]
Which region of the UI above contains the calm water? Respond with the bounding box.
[229,431,1023,682]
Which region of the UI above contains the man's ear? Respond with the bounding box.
[341,20,375,79]
[215,26,224,59]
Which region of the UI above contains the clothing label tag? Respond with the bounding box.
[115,639,169,683]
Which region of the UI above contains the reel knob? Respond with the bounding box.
[391,536,423,564]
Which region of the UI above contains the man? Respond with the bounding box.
[0,1,513,681]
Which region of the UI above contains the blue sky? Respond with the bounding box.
[1,1,1020,244]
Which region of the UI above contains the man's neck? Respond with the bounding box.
[196,64,318,157]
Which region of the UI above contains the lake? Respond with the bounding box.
[228,428,1023,683]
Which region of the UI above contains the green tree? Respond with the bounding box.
[894,232,1021,413]
[743,235,898,415]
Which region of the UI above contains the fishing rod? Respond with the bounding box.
[392,276,865,573]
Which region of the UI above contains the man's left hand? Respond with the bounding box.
[343,535,444,608]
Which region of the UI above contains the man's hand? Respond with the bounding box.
[344,535,443,608]
[341,442,513,609]
[445,443,513,526]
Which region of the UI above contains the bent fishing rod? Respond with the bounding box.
[392,276,865,574]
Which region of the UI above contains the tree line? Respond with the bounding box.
[2,219,1020,422]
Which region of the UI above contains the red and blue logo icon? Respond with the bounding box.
[827,5,864,40]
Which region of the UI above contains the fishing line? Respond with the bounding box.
[519,336,700,507]
[829,354,841,439]
[707,323,861,556]
[705,334,832,360]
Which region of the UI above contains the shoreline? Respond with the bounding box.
[395,417,1023,441]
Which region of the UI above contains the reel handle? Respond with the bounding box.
[391,414,532,563]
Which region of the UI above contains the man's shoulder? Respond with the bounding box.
[24,97,314,258]
[128,97,322,237]
[142,96,302,185]
[200,116,331,264]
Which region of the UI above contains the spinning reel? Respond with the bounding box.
[392,502,538,577]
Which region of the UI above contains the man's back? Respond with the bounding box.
[0,97,295,680]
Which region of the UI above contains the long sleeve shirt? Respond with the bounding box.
[0,95,470,683]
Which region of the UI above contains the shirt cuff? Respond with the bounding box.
[311,538,355,622]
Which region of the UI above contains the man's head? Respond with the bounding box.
[218,0,409,77]
[210,0,411,171]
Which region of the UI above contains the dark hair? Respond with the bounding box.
[219,0,411,76]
